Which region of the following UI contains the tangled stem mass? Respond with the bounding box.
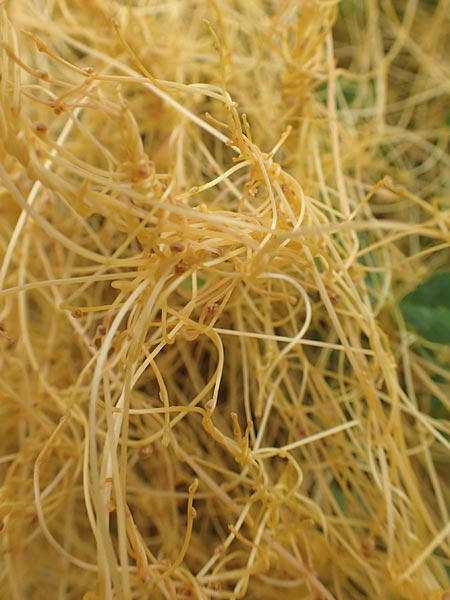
[0,1,449,599]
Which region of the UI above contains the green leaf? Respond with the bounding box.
[429,395,449,419]
[180,275,206,292]
[400,272,450,344]
[340,80,358,106]
[338,0,359,16]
